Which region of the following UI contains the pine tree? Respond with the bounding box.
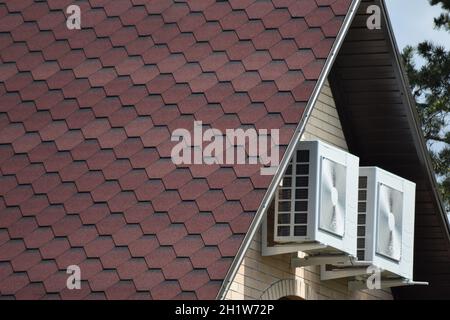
[430,0,450,30]
[401,0,450,211]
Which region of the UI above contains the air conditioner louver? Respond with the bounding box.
[377,184,403,261]
[274,150,310,240]
[319,158,346,237]
[357,176,368,261]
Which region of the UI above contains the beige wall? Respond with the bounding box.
[301,80,348,150]
[225,80,393,300]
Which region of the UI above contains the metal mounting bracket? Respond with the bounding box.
[291,254,354,268]
[348,279,429,291]
[320,265,369,280]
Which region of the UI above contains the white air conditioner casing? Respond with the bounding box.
[357,167,416,280]
[262,140,359,257]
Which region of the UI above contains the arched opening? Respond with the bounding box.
[260,279,317,300]
[279,295,304,300]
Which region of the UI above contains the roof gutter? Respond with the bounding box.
[216,0,363,300]
[379,0,450,241]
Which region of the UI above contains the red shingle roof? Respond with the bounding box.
[0,0,352,299]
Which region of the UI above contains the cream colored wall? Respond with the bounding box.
[301,80,348,150]
[225,80,393,300]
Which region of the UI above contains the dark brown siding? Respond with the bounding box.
[330,0,450,299]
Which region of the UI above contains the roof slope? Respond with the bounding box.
[0,0,352,299]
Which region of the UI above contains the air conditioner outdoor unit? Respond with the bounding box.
[322,167,426,288]
[262,140,359,264]
[357,167,415,279]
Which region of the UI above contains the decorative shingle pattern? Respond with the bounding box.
[0,0,352,299]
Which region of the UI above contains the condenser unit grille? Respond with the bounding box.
[275,149,310,240]
[357,176,368,261]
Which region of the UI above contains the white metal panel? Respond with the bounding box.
[360,167,416,280]
[315,141,359,257]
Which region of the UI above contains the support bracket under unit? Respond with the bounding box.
[320,266,369,281]
[348,279,429,291]
[291,254,354,268]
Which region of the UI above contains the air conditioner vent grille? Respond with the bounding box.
[275,149,310,239]
[357,176,368,261]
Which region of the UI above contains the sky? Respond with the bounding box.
[385,0,450,52]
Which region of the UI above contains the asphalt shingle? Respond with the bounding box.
[0,0,352,299]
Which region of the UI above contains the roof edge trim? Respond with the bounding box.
[216,0,363,300]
